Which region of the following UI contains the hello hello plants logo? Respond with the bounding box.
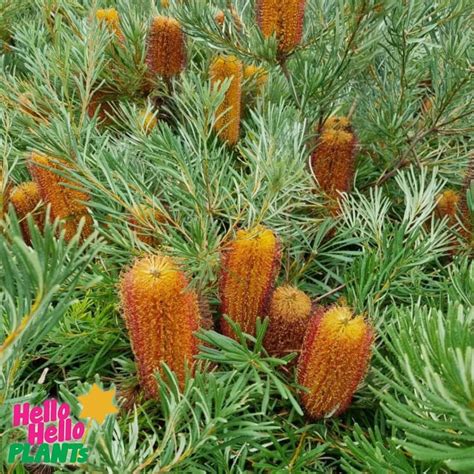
[8,383,118,465]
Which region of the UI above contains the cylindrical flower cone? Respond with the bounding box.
[120,255,201,397]
[219,225,280,339]
[146,16,186,78]
[257,0,306,53]
[264,285,312,357]
[28,152,92,241]
[435,190,460,227]
[96,8,125,42]
[210,55,243,146]
[310,116,357,201]
[297,305,373,419]
[9,181,44,243]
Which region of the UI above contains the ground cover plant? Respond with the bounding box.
[0,0,473,472]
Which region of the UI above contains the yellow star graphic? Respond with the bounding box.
[77,383,118,425]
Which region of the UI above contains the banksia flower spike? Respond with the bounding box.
[28,152,92,241]
[146,16,186,78]
[264,286,312,357]
[9,181,44,243]
[120,255,201,397]
[138,109,158,135]
[219,225,280,339]
[297,305,373,420]
[310,116,357,202]
[257,0,306,53]
[210,55,243,146]
[435,190,460,227]
[96,8,125,42]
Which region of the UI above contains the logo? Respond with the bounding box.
[8,383,118,465]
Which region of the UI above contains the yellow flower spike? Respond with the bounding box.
[120,255,201,397]
[96,8,125,42]
[9,181,44,243]
[257,0,306,53]
[138,109,158,134]
[28,152,92,241]
[219,225,281,339]
[210,55,243,146]
[297,305,373,419]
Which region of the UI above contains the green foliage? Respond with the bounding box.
[0,0,472,472]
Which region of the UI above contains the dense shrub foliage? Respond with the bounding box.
[0,0,472,472]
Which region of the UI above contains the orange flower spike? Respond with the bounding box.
[146,16,186,78]
[264,286,312,356]
[210,55,243,145]
[435,190,460,227]
[9,181,44,242]
[297,306,373,419]
[311,117,357,198]
[257,0,306,53]
[120,255,201,397]
[219,225,281,339]
[28,152,92,241]
[96,8,125,42]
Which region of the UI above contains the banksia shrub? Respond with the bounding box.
[297,305,373,419]
[146,16,186,78]
[28,152,92,241]
[9,181,44,242]
[310,116,357,201]
[257,0,306,53]
[120,255,201,397]
[264,285,312,357]
[210,55,243,145]
[96,8,124,42]
[219,225,280,339]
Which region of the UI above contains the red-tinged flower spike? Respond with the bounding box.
[219,225,281,339]
[310,118,357,201]
[138,109,158,134]
[28,152,92,241]
[9,181,44,243]
[264,286,312,357]
[210,55,243,145]
[146,16,186,78]
[96,8,125,42]
[257,0,306,53]
[120,255,201,397]
[297,305,373,419]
